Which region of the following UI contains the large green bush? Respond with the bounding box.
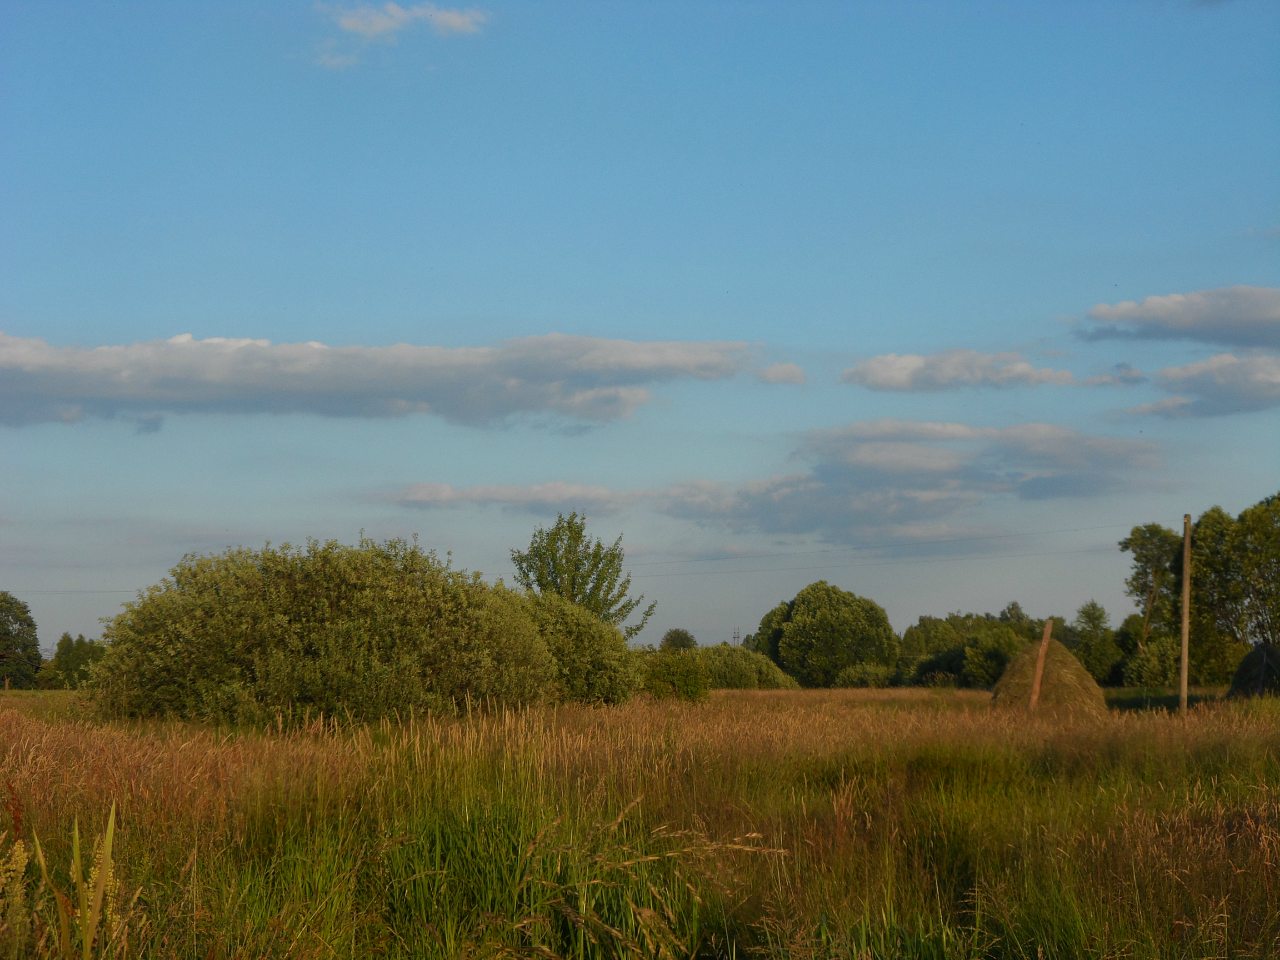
[639,649,710,702]
[91,538,558,723]
[748,581,898,688]
[526,593,639,704]
[697,643,798,690]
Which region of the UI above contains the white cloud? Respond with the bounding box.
[334,3,488,39]
[842,350,1074,391]
[755,362,806,385]
[0,331,750,428]
[1136,352,1280,417]
[1079,285,1280,348]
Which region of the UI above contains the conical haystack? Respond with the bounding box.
[1228,644,1280,699]
[991,638,1107,718]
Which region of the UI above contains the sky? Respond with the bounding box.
[3,1,1278,654]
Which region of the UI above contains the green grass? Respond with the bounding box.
[1,688,1277,958]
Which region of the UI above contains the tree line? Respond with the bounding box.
[1,491,1276,711]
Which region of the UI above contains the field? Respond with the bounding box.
[2,688,1278,959]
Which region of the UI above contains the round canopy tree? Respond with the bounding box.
[755,581,898,688]
[0,591,41,689]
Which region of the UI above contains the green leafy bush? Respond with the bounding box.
[527,593,639,704]
[640,649,710,702]
[91,538,558,723]
[1122,635,1180,689]
[697,643,798,690]
[835,662,895,688]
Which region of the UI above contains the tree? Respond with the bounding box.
[1070,600,1122,684]
[1119,523,1182,648]
[1234,494,1279,648]
[0,592,41,689]
[511,513,655,640]
[36,632,106,689]
[755,581,898,688]
[659,628,697,651]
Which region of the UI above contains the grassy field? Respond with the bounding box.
[1,687,1277,959]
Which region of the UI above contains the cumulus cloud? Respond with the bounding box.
[394,418,1159,546]
[755,362,806,385]
[842,350,1073,391]
[1079,286,1280,348]
[0,331,750,428]
[1131,352,1280,417]
[334,3,488,39]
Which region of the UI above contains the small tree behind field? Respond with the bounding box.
[0,591,41,689]
[659,628,697,651]
[512,513,655,640]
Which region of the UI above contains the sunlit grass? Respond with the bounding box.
[1,688,1277,958]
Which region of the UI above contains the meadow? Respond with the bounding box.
[2,688,1278,959]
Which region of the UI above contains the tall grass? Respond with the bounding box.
[1,689,1277,958]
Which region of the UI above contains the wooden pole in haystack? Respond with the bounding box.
[1028,619,1054,711]
[1180,513,1192,714]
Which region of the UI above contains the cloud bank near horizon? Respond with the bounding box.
[396,418,1160,545]
[0,331,752,428]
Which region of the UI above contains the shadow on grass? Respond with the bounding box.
[1104,686,1226,712]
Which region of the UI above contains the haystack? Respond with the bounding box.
[991,638,1107,718]
[1228,644,1280,698]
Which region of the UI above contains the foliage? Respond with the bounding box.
[742,601,788,663]
[959,626,1026,688]
[658,627,697,651]
[35,633,105,690]
[1228,644,1280,699]
[1118,492,1279,685]
[511,512,655,640]
[639,649,709,701]
[1123,635,1180,689]
[905,612,1029,689]
[1119,523,1182,646]
[526,593,638,704]
[1069,600,1123,685]
[834,662,895,688]
[90,538,558,723]
[991,638,1107,718]
[696,643,798,690]
[0,593,40,690]
[753,581,898,688]
[899,616,961,664]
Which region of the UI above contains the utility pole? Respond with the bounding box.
[1179,513,1191,714]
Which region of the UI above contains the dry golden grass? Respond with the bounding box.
[1,688,1278,958]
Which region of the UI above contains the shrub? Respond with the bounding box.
[526,593,639,704]
[697,643,798,690]
[1122,635,1180,689]
[991,638,1107,718]
[835,662,895,688]
[1228,644,1280,698]
[640,649,710,702]
[91,538,557,723]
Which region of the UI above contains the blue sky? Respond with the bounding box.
[3,0,1278,652]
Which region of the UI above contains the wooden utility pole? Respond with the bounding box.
[1028,619,1054,711]
[1180,513,1192,714]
